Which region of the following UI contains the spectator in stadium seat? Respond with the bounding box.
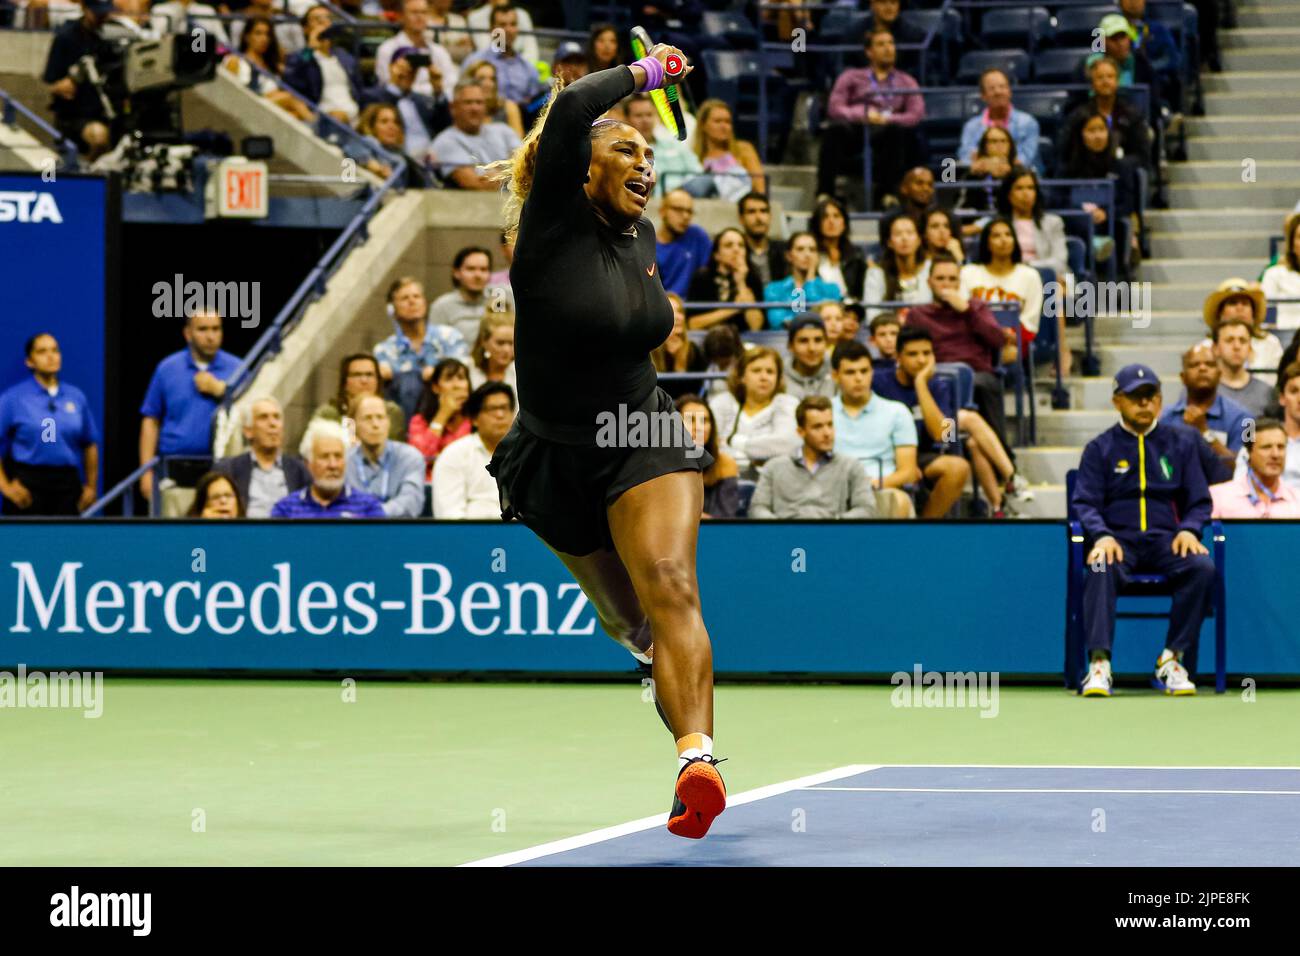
[1060,57,1151,171]
[489,230,514,288]
[461,4,543,113]
[152,0,228,45]
[955,127,1017,219]
[994,166,1069,282]
[375,277,471,421]
[1211,417,1300,518]
[686,228,766,333]
[311,353,406,441]
[466,59,524,140]
[427,0,473,64]
[905,254,1017,459]
[624,93,702,197]
[839,301,865,344]
[186,471,244,518]
[223,16,314,122]
[1214,317,1275,420]
[466,0,539,65]
[1160,343,1252,471]
[1203,279,1283,386]
[585,22,621,75]
[212,396,310,518]
[750,395,877,519]
[431,381,515,518]
[271,419,386,518]
[785,314,836,400]
[709,347,802,481]
[429,246,514,343]
[1073,363,1213,697]
[868,312,900,363]
[1059,109,1143,278]
[863,211,932,321]
[923,207,965,264]
[1087,15,1159,124]
[655,190,713,298]
[676,395,740,519]
[764,231,843,330]
[407,357,471,480]
[374,0,458,99]
[469,311,516,391]
[229,0,304,55]
[652,293,709,395]
[868,327,972,517]
[0,333,99,516]
[428,78,522,189]
[1261,213,1300,332]
[809,196,868,299]
[737,191,788,288]
[42,0,120,158]
[551,41,588,86]
[369,47,453,164]
[960,217,1046,357]
[818,28,925,208]
[1118,0,1182,125]
[701,326,743,400]
[283,6,370,124]
[897,166,939,220]
[1267,362,1300,491]
[957,68,1042,176]
[819,301,851,348]
[691,100,767,202]
[867,0,926,47]
[344,395,426,518]
[829,340,918,516]
[350,102,438,187]
[138,310,240,503]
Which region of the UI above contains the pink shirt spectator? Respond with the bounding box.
[407,414,472,480]
[1210,471,1300,519]
[827,67,925,127]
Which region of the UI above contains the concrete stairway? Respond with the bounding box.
[1016,2,1300,517]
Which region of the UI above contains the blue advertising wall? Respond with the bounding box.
[2,521,1296,678]
[0,173,113,494]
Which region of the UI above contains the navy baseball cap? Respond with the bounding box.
[787,312,827,338]
[392,46,422,64]
[554,41,586,62]
[1112,363,1160,394]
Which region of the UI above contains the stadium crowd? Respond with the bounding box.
[7,0,1300,524]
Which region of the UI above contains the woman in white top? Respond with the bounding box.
[808,195,867,298]
[708,347,801,481]
[960,217,1047,359]
[224,15,313,122]
[1261,213,1300,332]
[862,211,933,320]
[468,311,517,391]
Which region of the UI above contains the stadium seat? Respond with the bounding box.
[819,8,870,44]
[701,10,759,49]
[1064,469,1228,693]
[955,49,1030,85]
[978,7,1054,51]
[1014,89,1071,141]
[989,304,1035,446]
[735,479,757,518]
[1051,5,1116,46]
[1032,47,1091,85]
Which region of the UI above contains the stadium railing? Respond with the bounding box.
[0,84,79,168]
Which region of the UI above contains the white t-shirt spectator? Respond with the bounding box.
[466,1,540,64]
[1261,262,1300,331]
[373,33,459,99]
[708,391,801,479]
[315,51,359,121]
[431,431,501,518]
[960,262,1044,334]
[862,260,933,320]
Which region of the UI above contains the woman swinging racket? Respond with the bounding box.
[484,46,725,839]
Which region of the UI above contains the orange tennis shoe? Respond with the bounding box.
[667,755,727,839]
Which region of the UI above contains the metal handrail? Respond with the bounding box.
[0,85,79,168]
[82,457,158,518]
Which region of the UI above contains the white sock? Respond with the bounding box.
[677,733,713,769]
[631,648,652,665]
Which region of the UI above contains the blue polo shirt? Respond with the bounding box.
[763,275,843,328]
[139,349,241,455]
[269,484,386,519]
[0,376,99,468]
[1159,391,1252,453]
[656,224,713,298]
[832,393,917,481]
[871,370,957,453]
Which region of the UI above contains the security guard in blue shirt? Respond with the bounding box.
[0,333,100,515]
[1072,364,1214,697]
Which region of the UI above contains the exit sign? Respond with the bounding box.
[214,158,268,218]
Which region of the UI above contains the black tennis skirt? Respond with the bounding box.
[486,386,714,556]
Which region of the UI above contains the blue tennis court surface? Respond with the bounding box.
[466,765,1300,867]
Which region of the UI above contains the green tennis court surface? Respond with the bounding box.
[2,679,1296,866]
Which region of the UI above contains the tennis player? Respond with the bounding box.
[484,48,726,838]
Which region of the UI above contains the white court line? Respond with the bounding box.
[458,764,879,867]
[844,764,1300,771]
[804,787,1300,795]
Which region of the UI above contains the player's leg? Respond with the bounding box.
[920,454,970,518]
[546,545,650,657]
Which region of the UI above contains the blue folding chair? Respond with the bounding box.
[1032,47,1091,84]
[978,7,1054,53]
[989,303,1035,446]
[1052,5,1117,45]
[955,49,1031,85]
[735,479,757,518]
[1064,469,1227,693]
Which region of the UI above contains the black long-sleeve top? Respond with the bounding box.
[510,67,672,436]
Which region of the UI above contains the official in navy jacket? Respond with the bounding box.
[1071,364,1214,696]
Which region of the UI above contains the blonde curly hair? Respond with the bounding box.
[485,76,629,244]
